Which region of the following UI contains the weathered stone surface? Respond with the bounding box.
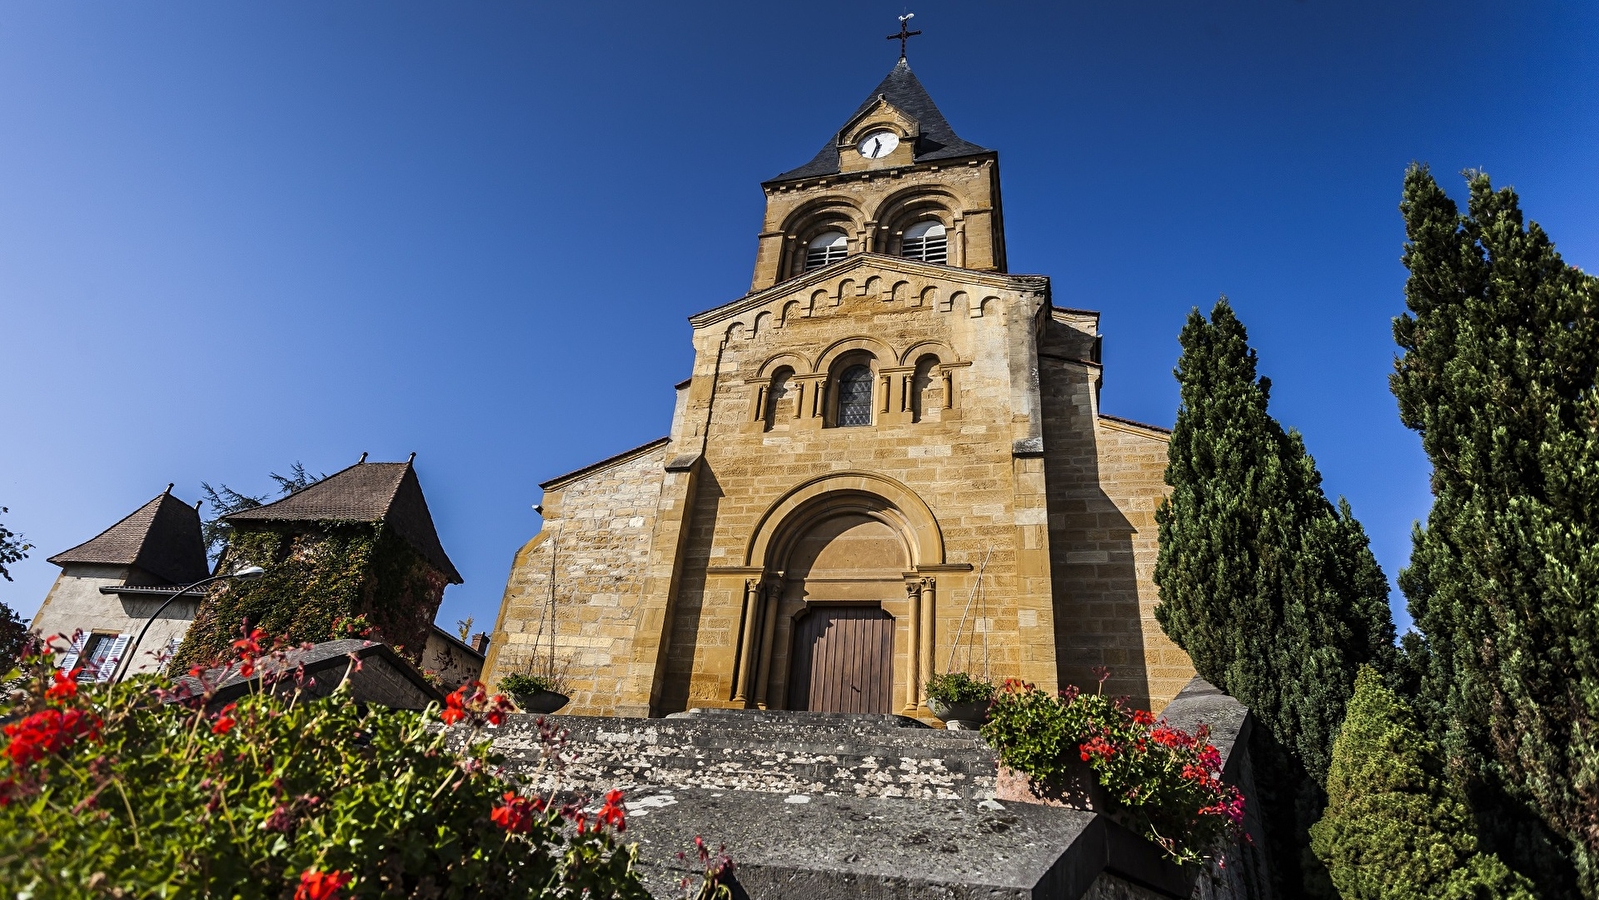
[481,682,1261,900]
[617,788,1189,900]
[495,709,999,801]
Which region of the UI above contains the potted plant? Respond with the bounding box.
[498,671,568,714]
[924,671,995,729]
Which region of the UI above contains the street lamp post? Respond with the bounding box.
[110,565,265,683]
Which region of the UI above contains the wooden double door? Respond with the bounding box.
[787,606,894,714]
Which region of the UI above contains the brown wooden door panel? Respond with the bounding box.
[787,606,893,714]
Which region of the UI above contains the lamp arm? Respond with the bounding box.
[111,573,229,683]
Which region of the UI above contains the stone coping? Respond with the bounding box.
[620,787,1193,900]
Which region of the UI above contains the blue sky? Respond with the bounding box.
[1,2,1594,637]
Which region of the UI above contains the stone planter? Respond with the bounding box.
[926,697,989,730]
[993,762,1108,812]
[513,690,569,714]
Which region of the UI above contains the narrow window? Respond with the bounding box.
[805,231,848,271]
[901,221,947,265]
[837,365,874,426]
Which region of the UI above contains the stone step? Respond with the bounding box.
[616,787,1193,900]
[493,708,1000,801]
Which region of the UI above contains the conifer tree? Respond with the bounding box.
[1154,299,1396,894]
[1310,666,1534,900]
[1392,165,1599,897]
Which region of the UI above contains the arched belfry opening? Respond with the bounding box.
[732,475,944,716]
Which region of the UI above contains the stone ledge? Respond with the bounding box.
[621,788,1192,900]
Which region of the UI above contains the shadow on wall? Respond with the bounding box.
[655,465,726,715]
[1040,356,1153,710]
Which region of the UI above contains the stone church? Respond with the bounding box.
[484,58,1196,720]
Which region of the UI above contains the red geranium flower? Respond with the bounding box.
[491,790,544,833]
[211,703,238,735]
[3,708,102,768]
[598,789,627,832]
[45,669,80,702]
[294,868,351,900]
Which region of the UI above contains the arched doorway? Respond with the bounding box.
[777,512,906,714]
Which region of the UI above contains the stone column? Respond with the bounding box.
[754,577,780,709]
[905,580,922,713]
[920,578,936,706]
[733,579,760,704]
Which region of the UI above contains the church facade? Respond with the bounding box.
[483,60,1195,719]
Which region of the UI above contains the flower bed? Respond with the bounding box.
[0,629,726,899]
[980,675,1245,866]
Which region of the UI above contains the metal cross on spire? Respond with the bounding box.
[887,13,921,60]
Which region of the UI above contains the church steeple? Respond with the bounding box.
[750,60,1005,291]
[769,59,993,184]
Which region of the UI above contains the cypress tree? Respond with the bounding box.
[1392,165,1599,897]
[1154,299,1396,894]
[1310,666,1534,900]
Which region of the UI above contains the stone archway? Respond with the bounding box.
[731,474,944,716]
[780,513,905,713]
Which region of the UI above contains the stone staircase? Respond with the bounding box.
[486,682,1262,900]
[491,708,999,802]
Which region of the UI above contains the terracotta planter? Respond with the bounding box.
[926,697,989,730]
[993,762,1107,812]
[513,690,569,714]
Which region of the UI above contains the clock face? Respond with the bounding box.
[856,130,900,160]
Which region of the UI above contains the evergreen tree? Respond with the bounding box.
[1392,165,1599,897]
[1310,666,1534,900]
[1154,299,1396,894]
[200,462,325,561]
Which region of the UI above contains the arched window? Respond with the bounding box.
[837,365,874,427]
[900,221,947,265]
[804,231,848,271]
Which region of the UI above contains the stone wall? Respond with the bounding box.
[484,440,671,715]
[1036,311,1195,712]
[1093,417,1196,710]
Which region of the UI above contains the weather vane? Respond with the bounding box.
[887,13,921,60]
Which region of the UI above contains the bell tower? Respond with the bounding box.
[749,58,1007,291]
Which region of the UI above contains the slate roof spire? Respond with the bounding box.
[49,489,210,585]
[223,458,462,584]
[769,58,992,183]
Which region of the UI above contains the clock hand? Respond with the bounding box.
[872,137,881,156]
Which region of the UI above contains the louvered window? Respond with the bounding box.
[805,232,848,271]
[837,365,874,427]
[74,633,129,683]
[901,221,947,264]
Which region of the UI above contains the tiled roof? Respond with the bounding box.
[224,460,462,584]
[769,58,992,183]
[48,488,209,585]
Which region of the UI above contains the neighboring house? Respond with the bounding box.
[422,626,488,688]
[31,485,210,681]
[175,456,463,669]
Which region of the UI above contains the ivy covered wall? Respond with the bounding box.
[172,522,447,670]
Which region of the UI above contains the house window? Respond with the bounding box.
[901,221,947,264]
[837,365,874,426]
[76,633,126,683]
[804,231,848,271]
